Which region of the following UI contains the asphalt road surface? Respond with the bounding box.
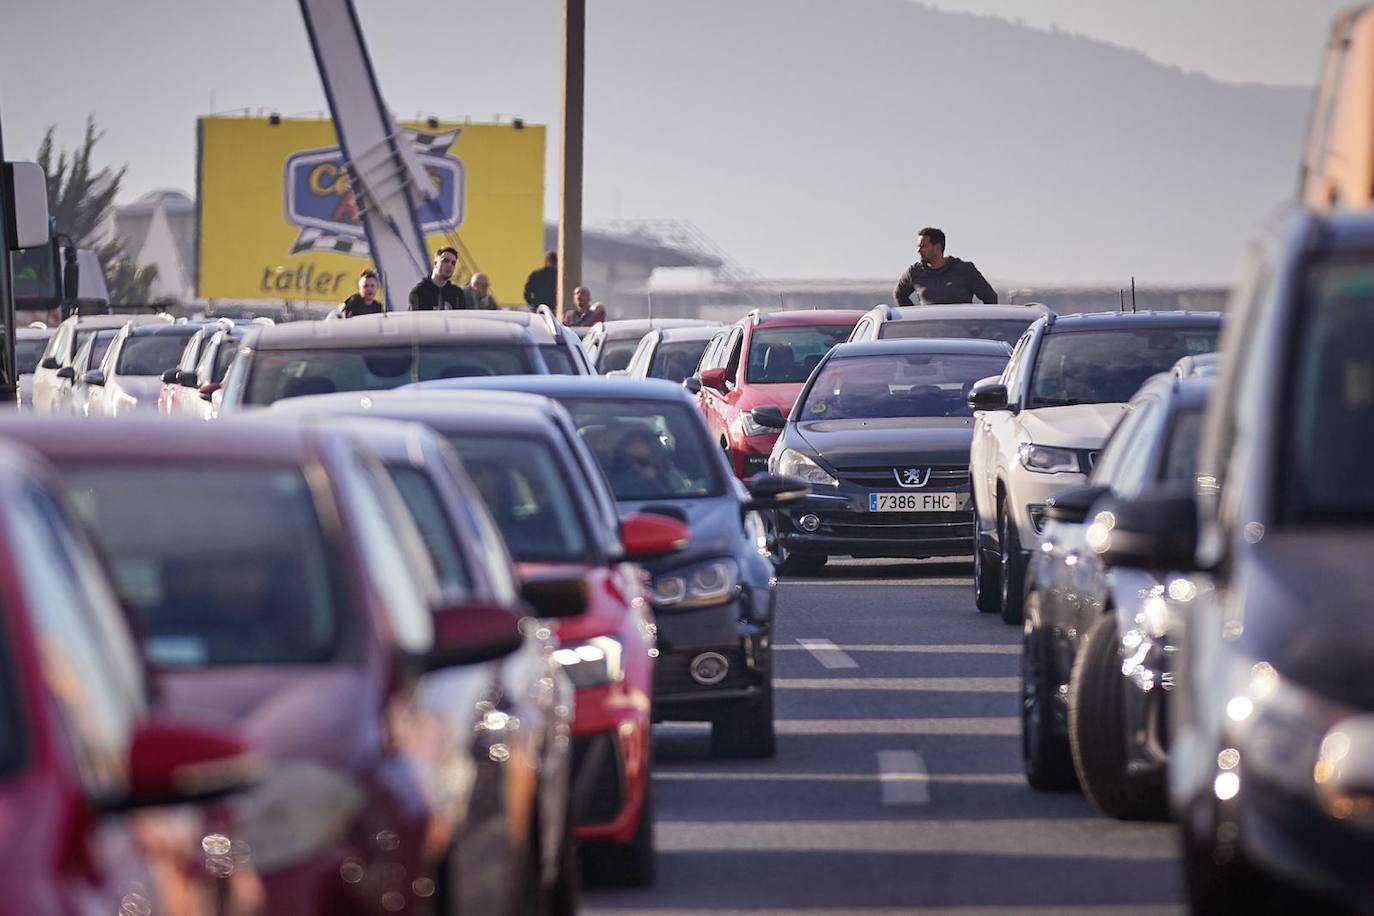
[584,558,1184,916]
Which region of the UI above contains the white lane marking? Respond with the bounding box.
[796,638,859,669]
[580,907,1180,916]
[775,643,1018,655]
[774,676,1017,693]
[877,750,931,805]
[654,770,1023,785]
[776,717,1018,736]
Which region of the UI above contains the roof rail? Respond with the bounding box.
[746,308,763,325]
[1044,311,1057,327]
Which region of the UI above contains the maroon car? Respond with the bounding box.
[0,416,577,916]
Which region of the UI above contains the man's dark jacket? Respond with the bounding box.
[409,277,468,310]
[524,266,557,308]
[340,294,384,318]
[894,257,998,305]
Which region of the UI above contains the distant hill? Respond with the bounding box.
[578,0,1312,285]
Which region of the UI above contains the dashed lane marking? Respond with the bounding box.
[773,677,1018,693]
[653,770,1024,785]
[796,638,860,669]
[876,749,931,805]
[775,643,1018,655]
[775,717,1018,736]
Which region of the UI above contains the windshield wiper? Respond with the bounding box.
[1031,397,1092,408]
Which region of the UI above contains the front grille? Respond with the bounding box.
[655,646,755,695]
[813,509,973,541]
[571,732,626,825]
[833,464,969,489]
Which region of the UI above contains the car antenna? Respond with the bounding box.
[647,289,654,323]
[1119,288,1125,313]
[1130,276,1137,313]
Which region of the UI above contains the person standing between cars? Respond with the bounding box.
[524,250,558,311]
[894,227,999,305]
[409,247,468,310]
[339,268,385,317]
[466,272,499,309]
[562,287,605,327]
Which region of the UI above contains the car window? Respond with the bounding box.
[444,434,593,563]
[800,353,1009,420]
[384,464,472,596]
[45,324,72,365]
[597,339,641,374]
[561,398,724,500]
[15,337,49,375]
[1028,326,1219,408]
[64,465,343,667]
[540,344,578,375]
[699,330,727,370]
[245,345,535,405]
[1161,407,1205,484]
[745,326,853,384]
[649,339,713,382]
[625,334,654,376]
[177,331,204,372]
[881,318,1033,347]
[211,337,242,383]
[1103,396,1169,500]
[116,333,197,376]
[85,331,117,373]
[1088,403,1147,486]
[723,327,744,382]
[1002,331,1034,405]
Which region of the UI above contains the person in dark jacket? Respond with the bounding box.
[409,247,468,310]
[894,227,998,305]
[523,251,557,310]
[340,268,385,317]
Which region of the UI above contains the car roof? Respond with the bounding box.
[410,373,698,406]
[1135,371,1216,410]
[1044,310,1223,331]
[747,308,865,328]
[0,416,322,466]
[656,325,722,343]
[68,313,171,330]
[879,303,1051,321]
[126,322,204,337]
[459,307,565,344]
[269,389,567,440]
[248,313,534,349]
[596,318,719,340]
[17,327,53,340]
[828,338,1013,358]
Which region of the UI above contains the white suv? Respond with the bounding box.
[967,311,1221,623]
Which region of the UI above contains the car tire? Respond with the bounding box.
[547,820,580,916]
[711,683,776,759]
[1068,615,1167,821]
[1021,607,1077,791]
[584,784,656,887]
[999,502,1025,625]
[973,527,1000,614]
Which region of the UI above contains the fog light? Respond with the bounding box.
[690,652,730,686]
[799,513,820,532]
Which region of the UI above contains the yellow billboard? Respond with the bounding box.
[197,116,545,305]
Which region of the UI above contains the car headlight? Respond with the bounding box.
[1017,443,1080,474]
[649,558,740,608]
[739,412,779,437]
[777,448,838,487]
[226,760,366,874]
[552,635,624,688]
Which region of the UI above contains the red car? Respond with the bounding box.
[268,389,687,887]
[0,437,257,916]
[0,416,578,916]
[687,309,862,478]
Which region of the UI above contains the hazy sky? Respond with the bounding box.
[0,0,1350,282]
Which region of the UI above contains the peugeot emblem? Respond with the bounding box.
[894,467,930,488]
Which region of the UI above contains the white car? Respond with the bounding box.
[55,327,120,416]
[84,322,204,417]
[15,324,55,408]
[967,311,1221,624]
[31,312,171,413]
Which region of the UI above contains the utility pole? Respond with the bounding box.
[557,0,585,322]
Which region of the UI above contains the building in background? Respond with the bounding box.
[111,189,197,301]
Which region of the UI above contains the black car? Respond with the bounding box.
[1021,370,1213,814]
[752,338,1011,575]
[1098,207,1374,911]
[412,375,807,759]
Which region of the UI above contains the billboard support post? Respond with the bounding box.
[557,0,585,322]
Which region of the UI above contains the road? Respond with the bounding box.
[584,559,1184,915]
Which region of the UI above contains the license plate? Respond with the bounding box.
[869,492,958,512]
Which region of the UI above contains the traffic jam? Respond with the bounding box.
[4,5,1374,916]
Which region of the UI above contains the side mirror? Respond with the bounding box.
[199,382,221,402]
[620,512,690,561]
[1091,487,1199,571]
[426,603,526,670]
[82,369,105,387]
[1043,484,1111,525]
[160,368,180,384]
[179,370,199,388]
[41,356,60,371]
[1316,716,1374,821]
[56,366,75,382]
[745,473,811,511]
[682,376,702,395]
[749,405,788,430]
[699,367,728,392]
[968,377,1010,412]
[104,720,261,811]
[519,568,589,619]
[4,162,51,250]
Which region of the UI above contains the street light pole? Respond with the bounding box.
[557,0,584,322]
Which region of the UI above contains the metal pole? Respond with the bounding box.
[557,0,584,322]
[0,109,16,403]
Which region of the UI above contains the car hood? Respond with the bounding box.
[616,495,741,573]
[518,561,628,643]
[1018,403,1127,448]
[738,382,806,413]
[113,375,167,404]
[1238,529,1374,709]
[795,417,975,467]
[155,665,381,770]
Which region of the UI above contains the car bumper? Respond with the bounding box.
[569,685,650,844]
[776,490,974,558]
[650,591,773,720]
[1005,466,1090,545]
[728,436,777,479]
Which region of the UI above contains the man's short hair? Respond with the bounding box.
[359,268,378,280]
[435,246,459,260]
[545,250,557,264]
[919,227,946,250]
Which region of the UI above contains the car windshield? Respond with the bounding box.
[62,466,341,667]
[244,345,535,405]
[649,339,711,381]
[559,398,723,500]
[882,318,1032,346]
[1287,259,1374,521]
[212,337,241,382]
[540,344,578,375]
[801,353,1010,420]
[1162,407,1204,482]
[597,339,641,373]
[1028,327,1219,408]
[746,325,855,384]
[16,338,48,374]
[116,333,197,376]
[86,331,117,370]
[442,434,591,563]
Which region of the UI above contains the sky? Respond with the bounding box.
[0,0,1351,284]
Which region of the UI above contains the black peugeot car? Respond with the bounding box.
[751,338,1011,575]
[412,375,808,759]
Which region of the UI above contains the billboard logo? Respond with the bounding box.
[283,128,466,258]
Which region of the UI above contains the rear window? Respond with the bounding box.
[540,344,578,375]
[881,318,1032,347]
[15,338,48,374]
[560,398,724,501]
[801,352,1010,420]
[649,340,711,381]
[1029,326,1219,408]
[746,325,855,384]
[596,339,641,373]
[116,333,197,376]
[63,466,342,667]
[244,344,535,405]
